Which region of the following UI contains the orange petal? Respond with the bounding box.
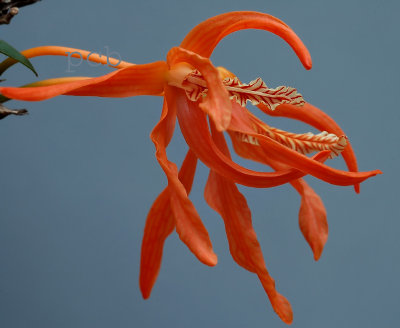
[139,150,198,299]
[204,123,293,324]
[180,11,312,69]
[230,122,329,260]
[266,157,328,261]
[229,102,381,186]
[150,97,217,266]
[140,188,175,299]
[0,45,134,75]
[295,180,328,261]
[167,47,231,131]
[169,87,327,188]
[261,102,361,192]
[0,61,168,101]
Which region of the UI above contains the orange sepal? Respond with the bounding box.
[204,123,293,324]
[0,61,168,101]
[262,102,361,192]
[151,96,217,266]
[229,102,381,186]
[140,150,198,299]
[180,11,312,70]
[230,124,329,261]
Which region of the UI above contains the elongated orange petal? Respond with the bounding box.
[180,11,312,69]
[295,179,328,261]
[167,47,231,131]
[229,102,381,186]
[140,188,174,299]
[261,102,360,192]
[230,125,329,260]
[266,157,328,261]
[0,46,134,75]
[140,150,198,299]
[0,61,168,101]
[204,123,293,324]
[169,87,329,188]
[150,97,217,266]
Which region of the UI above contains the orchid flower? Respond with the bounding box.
[0,11,381,324]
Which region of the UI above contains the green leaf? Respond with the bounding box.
[0,40,38,76]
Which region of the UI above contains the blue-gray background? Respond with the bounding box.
[0,1,398,327]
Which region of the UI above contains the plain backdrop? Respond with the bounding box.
[0,1,398,327]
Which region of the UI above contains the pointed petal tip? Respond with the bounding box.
[141,290,150,300]
[139,281,152,300]
[313,251,322,261]
[272,293,293,324]
[201,251,218,267]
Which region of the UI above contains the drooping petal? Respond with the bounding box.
[169,87,330,188]
[295,179,328,261]
[139,150,198,299]
[151,96,217,266]
[0,45,134,75]
[0,61,168,101]
[265,156,328,261]
[229,102,381,186]
[167,47,232,131]
[230,124,328,260]
[140,188,174,299]
[204,123,293,324]
[261,102,361,192]
[180,11,312,69]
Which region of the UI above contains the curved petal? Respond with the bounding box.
[229,102,381,186]
[150,97,217,266]
[180,11,312,69]
[0,45,134,75]
[204,122,293,324]
[0,61,168,101]
[168,86,330,188]
[261,102,361,192]
[167,47,231,131]
[139,149,198,299]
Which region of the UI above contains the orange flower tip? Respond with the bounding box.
[304,58,312,71]
[201,251,218,267]
[140,286,151,300]
[354,184,360,194]
[272,293,293,324]
[313,250,322,261]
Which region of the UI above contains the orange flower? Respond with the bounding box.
[0,11,381,324]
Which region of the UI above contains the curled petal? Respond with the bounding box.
[169,87,330,188]
[0,61,168,101]
[167,47,231,131]
[151,98,217,266]
[205,123,293,323]
[230,102,381,186]
[261,102,361,192]
[180,11,312,69]
[140,150,198,299]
